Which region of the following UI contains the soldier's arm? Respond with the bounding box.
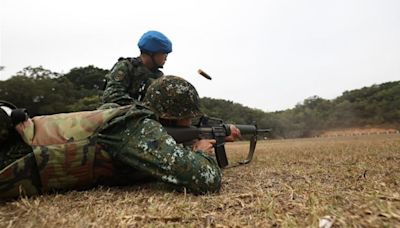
[115,118,222,194]
[102,61,135,105]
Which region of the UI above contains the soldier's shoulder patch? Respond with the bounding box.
[114,70,125,81]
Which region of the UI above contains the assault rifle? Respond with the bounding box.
[165,116,271,168]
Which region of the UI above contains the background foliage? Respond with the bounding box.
[1,66,399,138]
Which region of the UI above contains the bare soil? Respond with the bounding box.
[320,127,399,137]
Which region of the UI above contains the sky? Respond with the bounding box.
[1,0,399,112]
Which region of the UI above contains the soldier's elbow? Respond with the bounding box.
[205,177,222,194]
[192,169,222,195]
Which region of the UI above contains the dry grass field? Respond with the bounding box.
[1,134,399,227]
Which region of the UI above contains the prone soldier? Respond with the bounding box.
[0,76,240,198]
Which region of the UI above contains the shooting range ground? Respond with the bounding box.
[1,134,399,227]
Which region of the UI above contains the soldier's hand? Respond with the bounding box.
[225,125,241,142]
[193,139,216,155]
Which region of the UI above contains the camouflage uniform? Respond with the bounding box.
[0,104,221,198]
[102,57,163,105]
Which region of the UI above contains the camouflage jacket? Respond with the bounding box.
[0,105,221,198]
[102,57,163,105]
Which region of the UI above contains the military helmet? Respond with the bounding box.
[144,76,202,119]
[138,30,172,54]
[0,101,15,143]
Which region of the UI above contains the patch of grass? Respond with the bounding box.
[1,134,399,227]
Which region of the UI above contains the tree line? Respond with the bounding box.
[1,66,399,138]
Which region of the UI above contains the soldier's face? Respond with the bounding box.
[153,53,168,66]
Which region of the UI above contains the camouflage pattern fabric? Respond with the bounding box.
[0,106,131,197]
[0,105,221,198]
[143,76,203,119]
[15,106,131,146]
[98,106,221,194]
[0,153,42,198]
[102,57,163,105]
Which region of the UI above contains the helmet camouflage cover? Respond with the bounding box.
[144,75,202,119]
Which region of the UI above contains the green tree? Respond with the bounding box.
[64,65,108,90]
[66,95,101,112]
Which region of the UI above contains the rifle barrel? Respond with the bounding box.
[234,125,271,135]
[235,125,257,134]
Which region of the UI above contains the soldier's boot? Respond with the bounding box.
[0,104,13,145]
[0,100,28,145]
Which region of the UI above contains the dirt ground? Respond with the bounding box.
[319,127,399,137]
[1,134,399,227]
